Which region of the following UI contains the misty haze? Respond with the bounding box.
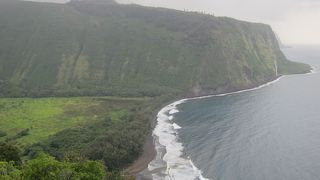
[0,0,319,180]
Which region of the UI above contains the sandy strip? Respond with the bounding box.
[126,135,156,177]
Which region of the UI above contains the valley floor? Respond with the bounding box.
[0,96,158,178]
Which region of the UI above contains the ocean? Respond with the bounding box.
[146,45,320,180]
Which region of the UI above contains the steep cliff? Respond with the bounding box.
[0,0,311,97]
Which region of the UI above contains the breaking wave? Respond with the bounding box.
[148,77,283,180]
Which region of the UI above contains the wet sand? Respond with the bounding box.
[126,135,156,179]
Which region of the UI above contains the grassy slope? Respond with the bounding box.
[0,97,150,147]
[0,0,311,98]
[0,98,93,146]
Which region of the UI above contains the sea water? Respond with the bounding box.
[148,45,320,180]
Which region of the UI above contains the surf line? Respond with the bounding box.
[148,76,284,180]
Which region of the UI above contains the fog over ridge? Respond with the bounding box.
[27,0,320,45]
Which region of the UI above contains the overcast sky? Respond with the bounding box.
[29,0,320,45]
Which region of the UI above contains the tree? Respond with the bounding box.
[71,160,107,180]
[0,142,20,163]
[0,161,21,180]
[21,153,70,180]
[21,153,107,180]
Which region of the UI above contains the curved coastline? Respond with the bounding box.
[135,68,317,179]
[146,76,284,180]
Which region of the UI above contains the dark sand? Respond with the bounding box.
[126,135,156,179]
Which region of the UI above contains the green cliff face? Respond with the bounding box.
[0,0,311,97]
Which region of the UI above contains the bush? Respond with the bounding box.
[0,142,21,163]
[6,129,30,141]
[0,131,7,137]
[27,109,151,170]
[16,129,29,137]
[0,161,21,179]
[22,153,107,180]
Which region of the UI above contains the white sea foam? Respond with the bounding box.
[172,123,182,130]
[169,109,180,115]
[148,100,208,180]
[189,160,210,180]
[148,77,283,180]
[309,66,317,74]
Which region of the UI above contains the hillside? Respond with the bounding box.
[0,0,311,98]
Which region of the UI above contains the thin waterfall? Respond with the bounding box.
[274,60,278,76]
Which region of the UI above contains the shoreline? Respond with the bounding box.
[128,72,315,179]
[127,76,284,179]
[126,135,156,179]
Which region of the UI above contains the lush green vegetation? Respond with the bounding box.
[0,147,122,180]
[0,0,311,98]
[26,99,154,170]
[0,0,312,179]
[0,98,93,146]
[0,97,148,147]
[0,142,21,164]
[0,96,157,179]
